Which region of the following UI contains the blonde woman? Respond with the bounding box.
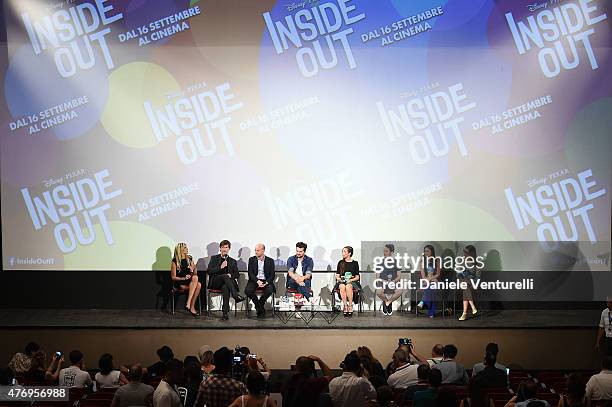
[171,243,201,316]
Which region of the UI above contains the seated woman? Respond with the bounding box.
[94,353,128,389]
[171,243,202,316]
[418,244,441,318]
[375,243,403,315]
[334,246,361,316]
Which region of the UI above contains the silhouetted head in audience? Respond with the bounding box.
[213,347,233,376]
[607,299,612,311]
[376,385,393,407]
[485,343,499,356]
[164,359,183,385]
[484,352,497,367]
[432,344,444,358]
[183,356,202,384]
[437,385,459,407]
[468,377,489,407]
[294,356,316,377]
[25,342,41,357]
[428,368,442,389]
[523,381,539,399]
[246,370,267,396]
[602,356,612,371]
[0,367,16,385]
[565,373,586,402]
[443,344,458,360]
[99,353,115,375]
[417,364,431,383]
[128,365,143,382]
[341,353,362,375]
[157,346,174,363]
[69,350,84,368]
[392,349,409,369]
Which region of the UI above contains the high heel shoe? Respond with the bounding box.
[189,309,198,317]
[458,312,467,321]
[471,308,478,316]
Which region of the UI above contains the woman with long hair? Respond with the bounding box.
[171,242,201,316]
[459,245,478,321]
[334,246,361,316]
[418,244,441,318]
[357,346,385,379]
[229,371,275,407]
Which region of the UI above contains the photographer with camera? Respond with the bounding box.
[282,355,332,407]
[329,352,376,407]
[387,338,427,389]
[245,354,272,382]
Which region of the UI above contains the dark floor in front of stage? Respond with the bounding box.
[0,308,597,329]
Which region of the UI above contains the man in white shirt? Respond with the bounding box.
[153,359,183,407]
[388,349,419,389]
[596,299,612,356]
[329,353,376,407]
[586,356,612,402]
[58,350,92,388]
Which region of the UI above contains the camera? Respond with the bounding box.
[398,338,412,346]
[232,345,246,380]
[248,354,257,359]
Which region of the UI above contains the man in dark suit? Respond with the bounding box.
[207,240,245,320]
[245,243,276,318]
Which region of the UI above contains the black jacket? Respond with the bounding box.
[247,256,275,285]
[207,254,239,288]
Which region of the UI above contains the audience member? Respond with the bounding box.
[427,344,445,367]
[558,373,586,407]
[473,352,507,388]
[404,364,432,401]
[282,355,332,407]
[9,342,40,374]
[388,348,420,389]
[153,358,183,407]
[58,350,92,388]
[413,369,443,407]
[459,377,495,407]
[472,343,506,376]
[194,347,247,407]
[586,356,612,402]
[432,345,469,385]
[111,365,154,407]
[229,370,275,407]
[148,346,174,378]
[183,356,203,407]
[504,381,551,407]
[329,353,376,407]
[95,353,128,388]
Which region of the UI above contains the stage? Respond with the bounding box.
[0,308,599,329]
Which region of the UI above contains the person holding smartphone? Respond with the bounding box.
[335,246,361,316]
[171,242,201,317]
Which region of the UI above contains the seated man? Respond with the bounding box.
[432,344,468,385]
[473,352,507,388]
[286,242,314,301]
[245,243,275,318]
[387,349,419,389]
[329,353,376,407]
[404,364,431,401]
[472,343,506,376]
[413,369,442,407]
[207,240,245,321]
[586,356,612,402]
[59,350,92,388]
[111,365,154,407]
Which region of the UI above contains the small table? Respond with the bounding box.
[273,304,340,325]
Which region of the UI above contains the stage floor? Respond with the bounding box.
[0,308,598,329]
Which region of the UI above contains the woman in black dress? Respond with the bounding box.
[335,246,361,316]
[171,242,201,316]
